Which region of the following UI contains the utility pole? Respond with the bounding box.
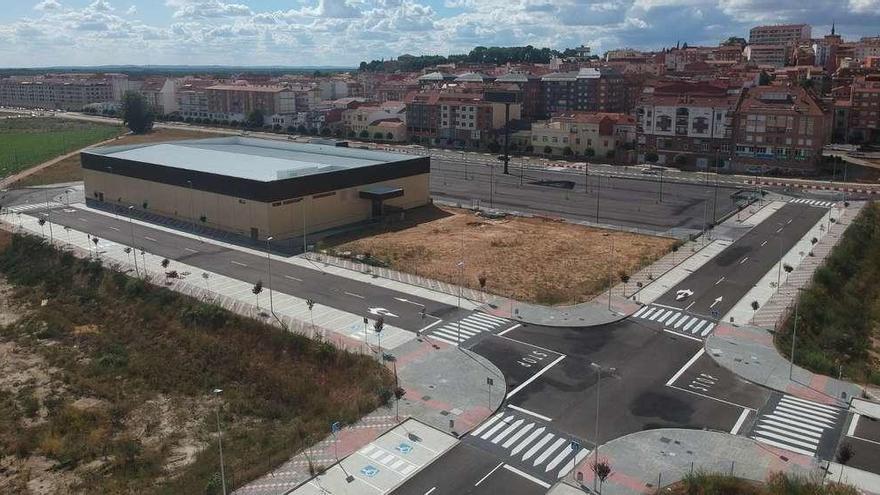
[595,175,601,223]
[212,388,227,495]
[266,236,275,315]
[502,102,511,175]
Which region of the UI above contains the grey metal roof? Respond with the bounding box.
[86,137,415,182]
[454,72,486,82]
[541,72,578,82]
[418,71,450,81]
[495,73,530,83]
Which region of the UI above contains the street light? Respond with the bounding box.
[266,236,275,314]
[212,388,228,495]
[789,287,807,381]
[590,362,616,492]
[127,205,139,278]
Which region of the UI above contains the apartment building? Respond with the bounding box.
[847,75,880,142]
[855,37,880,63]
[0,76,113,110]
[206,84,296,123]
[748,24,811,46]
[541,67,626,114]
[494,72,543,121]
[731,85,830,173]
[176,79,218,120]
[404,91,521,148]
[138,77,179,116]
[744,44,790,68]
[341,101,406,135]
[636,81,740,169]
[529,112,635,159]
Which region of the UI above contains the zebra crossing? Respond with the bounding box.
[749,394,844,458]
[423,312,512,346]
[789,198,835,208]
[631,304,716,339]
[2,202,54,214]
[468,408,590,481]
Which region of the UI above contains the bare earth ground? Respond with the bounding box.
[325,205,676,305]
[0,274,213,494]
[14,128,223,187]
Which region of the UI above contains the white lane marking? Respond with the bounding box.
[490,419,524,445]
[753,430,817,450]
[507,354,566,399]
[759,421,822,440]
[78,217,88,222]
[753,437,815,456]
[534,437,567,466]
[776,227,783,233]
[760,419,822,438]
[480,415,515,440]
[692,320,707,334]
[641,307,657,319]
[501,423,535,449]
[108,226,120,231]
[503,464,551,489]
[780,395,840,413]
[764,414,825,434]
[761,240,768,247]
[682,317,697,332]
[284,275,303,281]
[417,319,443,334]
[769,410,832,429]
[848,413,861,437]
[344,291,365,299]
[143,236,157,242]
[184,247,198,253]
[731,408,750,435]
[429,334,458,346]
[424,487,436,495]
[666,313,682,326]
[231,260,247,267]
[470,412,505,437]
[512,427,546,456]
[715,276,725,285]
[668,384,756,410]
[559,449,591,479]
[657,310,673,323]
[649,309,664,321]
[474,462,505,487]
[666,348,706,386]
[546,445,575,471]
[779,398,840,420]
[497,323,521,336]
[522,433,555,461]
[739,257,749,264]
[508,404,553,422]
[663,328,703,342]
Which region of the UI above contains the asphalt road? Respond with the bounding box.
[32,206,463,332]
[653,203,828,317]
[431,159,743,234]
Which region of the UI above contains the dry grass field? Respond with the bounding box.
[326,205,676,305]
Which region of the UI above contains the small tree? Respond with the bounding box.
[591,459,613,494]
[671,243,679,263]
[386,132,394,140]
[359,130,369,139]
[246,109,265,129]
[563,146,573,157]
[306,298,316,331]
[837,443,854,482]
[645,151,659,164]
[584,148,596,158]
[374,316,385,361]
[751,300,760,311]
[619,271,630,297]
[253,280,264,311]
[120,91,155,134]
[91,236,100,260]
[543,145,553,155]
[37,217,46,237]
[373,131,384,140]
[478,273,487,301]
[783,263,794,274]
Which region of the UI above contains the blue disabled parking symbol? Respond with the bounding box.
[360,465,379,477]
[396,442,413,454]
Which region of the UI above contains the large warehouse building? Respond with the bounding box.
[81,137,430,242]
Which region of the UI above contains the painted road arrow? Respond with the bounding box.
[709,296,723,309]
[368,307,399,318]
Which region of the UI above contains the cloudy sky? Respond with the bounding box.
[1,0,879,68]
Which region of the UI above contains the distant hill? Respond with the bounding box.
[0,65,356,77]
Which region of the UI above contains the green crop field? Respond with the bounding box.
[0,118,121,179]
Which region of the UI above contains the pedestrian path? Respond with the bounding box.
[748,393,845,458]
[789,198,835,208]
[630,304,716,340]
[467,407,590,482]
[423,312,513,346]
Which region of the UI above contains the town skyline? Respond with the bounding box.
[2,0,880,68]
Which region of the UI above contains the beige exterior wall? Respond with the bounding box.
[83,169,430,241]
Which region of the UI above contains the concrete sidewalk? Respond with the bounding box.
[707,323,861,406]
[559,428,820,495]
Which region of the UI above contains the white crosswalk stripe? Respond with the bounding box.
[631,304,717,339]
[750,394,842,457]
[789,198,834,208]
[3,202,54,213]
[468,408,589,481]
[425,312,512,346]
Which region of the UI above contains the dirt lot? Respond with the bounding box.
[325,205,676,305]
[14,127,224,187]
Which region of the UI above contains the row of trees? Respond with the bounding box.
[359,45,596,73]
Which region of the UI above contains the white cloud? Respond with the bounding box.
[165,0,253,19]
[126,5,137,15]
[89,0,114,12]
[34,0,62,11]
[849,0,880,13]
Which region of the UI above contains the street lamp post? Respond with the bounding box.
[590,362,616,492]
[212,388,228,495]
[595,175,601,223]
[457,260,464,344]
[127,205,139,278]
[606,234,614,310]
[266,236,275,314]
[789,287,806,381]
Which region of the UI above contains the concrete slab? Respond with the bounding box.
[291,419,457,495]
[826,463,880,495]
